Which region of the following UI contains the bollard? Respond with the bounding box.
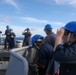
[16,40,23,48]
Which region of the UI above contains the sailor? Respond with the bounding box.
[31,34,56,75]
[22,28,32,46]
[9,28,16,49]
[54,21,76,75]
[3,25,10,50]
[44,24,56,47]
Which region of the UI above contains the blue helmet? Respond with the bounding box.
[6,25,10,28]
[44,24,52,30]
[10,28,13,31]
[31,34,43,46]
[64,21,76,33]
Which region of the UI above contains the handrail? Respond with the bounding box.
[11,46,29,52]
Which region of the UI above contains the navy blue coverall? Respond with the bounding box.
[53,41,76,75]
[23,32,31,46]
[45,32,56,47]
[9,32,16,49]
[4,29,10,49]
[37,43,54,75]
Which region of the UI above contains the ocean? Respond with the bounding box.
[15,37,24,42]
[0,37,24,45]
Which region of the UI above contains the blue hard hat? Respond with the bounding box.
[44,24,52,30]
[6,25,10,28]
[10,28,13,31]
[31,34,43,46]
[64,21,76,33]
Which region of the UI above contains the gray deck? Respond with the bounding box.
[0,45,4,50]
[0,45,10,75]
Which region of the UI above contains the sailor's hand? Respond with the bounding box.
[56,28,64,39]
[11,36,14,38]
[54,28,64,50]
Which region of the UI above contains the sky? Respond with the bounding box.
[0,0,76,37]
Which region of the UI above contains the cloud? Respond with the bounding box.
[21,17,50,23]
[3,0,20,9]
[31,27,46,36]
[3,16,11,24]
[50,22,64,26]
[34,0,54,5]
[20,17,65,27]
[54,0,76,6]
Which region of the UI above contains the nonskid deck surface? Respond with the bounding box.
[0,44,14,51]
[0,45,10,61]
[0,45,9,75]
[0,45,4,50]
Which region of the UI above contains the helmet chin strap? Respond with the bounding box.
[67,33,71,44]
[34,43,40,49]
